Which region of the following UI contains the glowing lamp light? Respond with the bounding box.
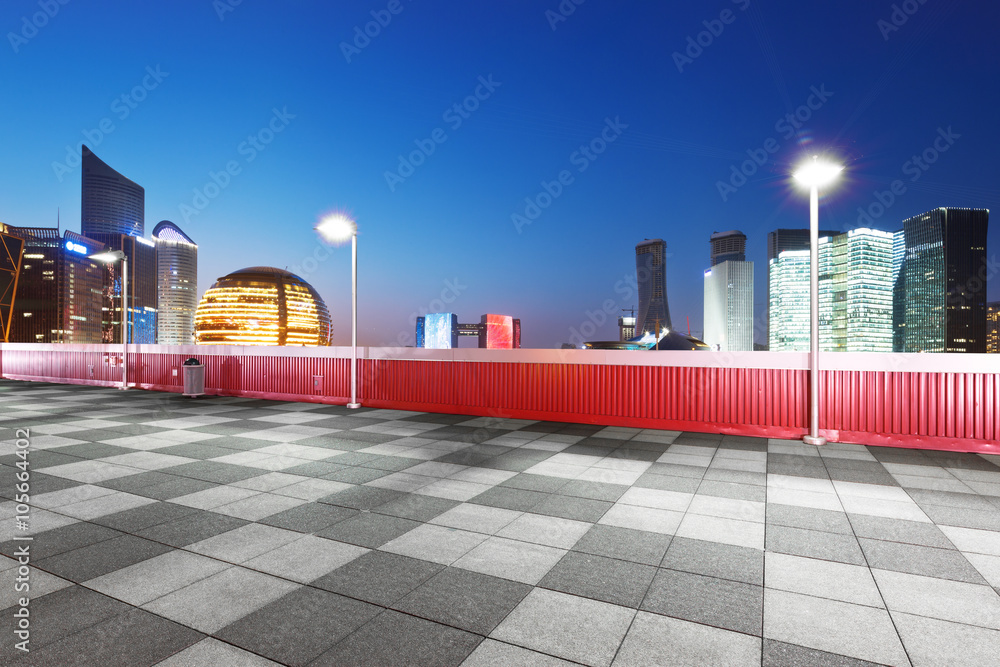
[89,250,125,263]
[316,213,357,245]
[793,156,843,188]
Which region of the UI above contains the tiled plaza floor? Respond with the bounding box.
[2,379,1000,666]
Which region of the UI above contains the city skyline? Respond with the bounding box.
[2,1,998,347]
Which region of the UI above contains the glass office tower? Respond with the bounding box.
[153,221,198,345]
[635,239,672,335]
[902,208,989,353]
[81,145,145,238]
[704,260,754,351]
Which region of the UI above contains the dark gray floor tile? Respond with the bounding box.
[23,607,203,667]
[153,443,240,460]
[531,494,611,522]
[646,462,706,479]
[157,461,265,484]
[312,551,443,606]
[557,479,629,502]
[312,610,481,667]
[642,568,763,636]
[539,551,656,608]
[696,479,767,502]
[858,537,986,584]
[481,450,555,472]
[561,443,615,458]
[469,486,547,512]
[602,446,662,462]
[216,587,380,667]
[765,525,866,565]
[765,504,854,535]
[826,467,899,486]
[907,488,996,511]
[763,638,882,667]
[661,536,764,586]
[571,524,671,566]
[315,512,419,548]
[279,460,348,478]
[435,450,491,467]
[633,472,702,493]
[135,510,249,547]
[923,450,1000,471]
[95,471,181,493]
[359,455,421,472]
[48,443,135,460]
[91,501,198,533]
[375,494,460,522]
[15,451,81,470]
[330,431,405,445]
[259,502,358,533]
[321,466,389,484]
[767,464,830,480]
[317,485,403,510]
[1,522,122,560]
[132,476,218,500]
[500,473,570,493]
[703,467,767,485]
[19,473,81,496]
[394,567,532,635]
[35,534,172,582]
[0,586,128,651]
[919,503,1000,531]
[848,513,956,549]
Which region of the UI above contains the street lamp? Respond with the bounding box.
[793,155,843,446]
[90,249,128,391]
[316,213,360,409]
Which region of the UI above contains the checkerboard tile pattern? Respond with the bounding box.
[3,380,1000,665]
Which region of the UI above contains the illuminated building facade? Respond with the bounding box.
[81,145,145,238]
[766,227,838,335]
[818,229,894,352]
[618,315,635,341]
[89,233,158,344]
[6,226,106,343]
[902,208,989,353]
[768,250,810,351]
[0,223,24,342]
[987,302,999,353]
[415,313,521,349]
[709,230,747,266]
[704,259,754,352]
[153,221,198,345]
[635,239,671,335]
[194,266,332,346]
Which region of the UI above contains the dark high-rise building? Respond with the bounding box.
[902,208,989,353]
[0,223,25,343]
[89,233,158,344]
[6,226,106,343]
[153,221,198,345]
[709,230,747,266]
[635,239,671,335]
[987,302,999,353]
[81,145,144,238]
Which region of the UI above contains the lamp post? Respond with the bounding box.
[90,249,128,390]
[316,214,361,409]
[793,156,843,446]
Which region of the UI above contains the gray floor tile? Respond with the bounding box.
[766,504,854,534]
[85,549,230,606]
[460,639,579,666]
[0,586,129,652]
[872,568,1000,628]
[633,472,703,493]
[697,479,768,502]
[642,568,763,636]
[891,610,1000,667]
[134,510,249,547]
[468,485,547,512]
[311,610,481,667]
[613,611,761,667]
[762,638,883,667]
[91,500,198,533]
[375,493,460,521]
[312,550,443,606]
[849,513,956,549]
[500,473,570,493]
[394,567,532,634]
[571,524,671,566]
[158,461,266,484]
[216,587,381,666]
[317,484,402,510]
[531,494,612,522]
[258,501,357,533]
[662,536,764,586]
[492,588,635,667]
[859,538,986,584]
[766,525,866,565]
[153,637,283,666]
[1,521,122,560]
[314,511,420,548]
[35,534,172,582]
[645,462,706,479]
[557,479,630,502]
[539,551,656,608]
[920,503,1000,531]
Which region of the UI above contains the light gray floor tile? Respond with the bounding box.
[940,525,1000,556]
[688,494,765,523]
[429,503,523,534]
[85,549,230,606]
[492,588,635,667]
[380,524,488,565]
[243,535,369,583]
[454,536,567,585]
[675,513,764,550]
[212,492,308,521]
[497,513,592,549]
[892,611,1000,667]
[612,611,761,667]
[765,552,883,607]
[763,589,909,667]
[872,568,1000,628]
[459,638,579,666]
[598,504,683,535]
[186,523,302,563]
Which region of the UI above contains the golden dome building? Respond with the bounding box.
[194,267,332,346]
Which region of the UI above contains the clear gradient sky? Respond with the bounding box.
[2,0,998,348]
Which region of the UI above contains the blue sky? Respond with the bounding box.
[2,0,998,347]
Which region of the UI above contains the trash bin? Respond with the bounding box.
[182,358,205,397]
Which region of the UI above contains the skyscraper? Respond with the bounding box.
[902,208,989,353]
[0,223,24,343]
[987,302,999,353]
[89,233,158,344]
[635,239,671,335]
[766,227,838,339]
[892,230,906,352]
[769,250,810,351]
[709,230,747,266]
[81,145,145,238]
[153,221,198,345]
[6,226,106,344]
[704,260,754,351]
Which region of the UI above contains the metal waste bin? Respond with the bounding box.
[182,358,205,397]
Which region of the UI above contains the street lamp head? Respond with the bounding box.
[793,155,843,189]
[316,213,357,245]
[89,250,126,263]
